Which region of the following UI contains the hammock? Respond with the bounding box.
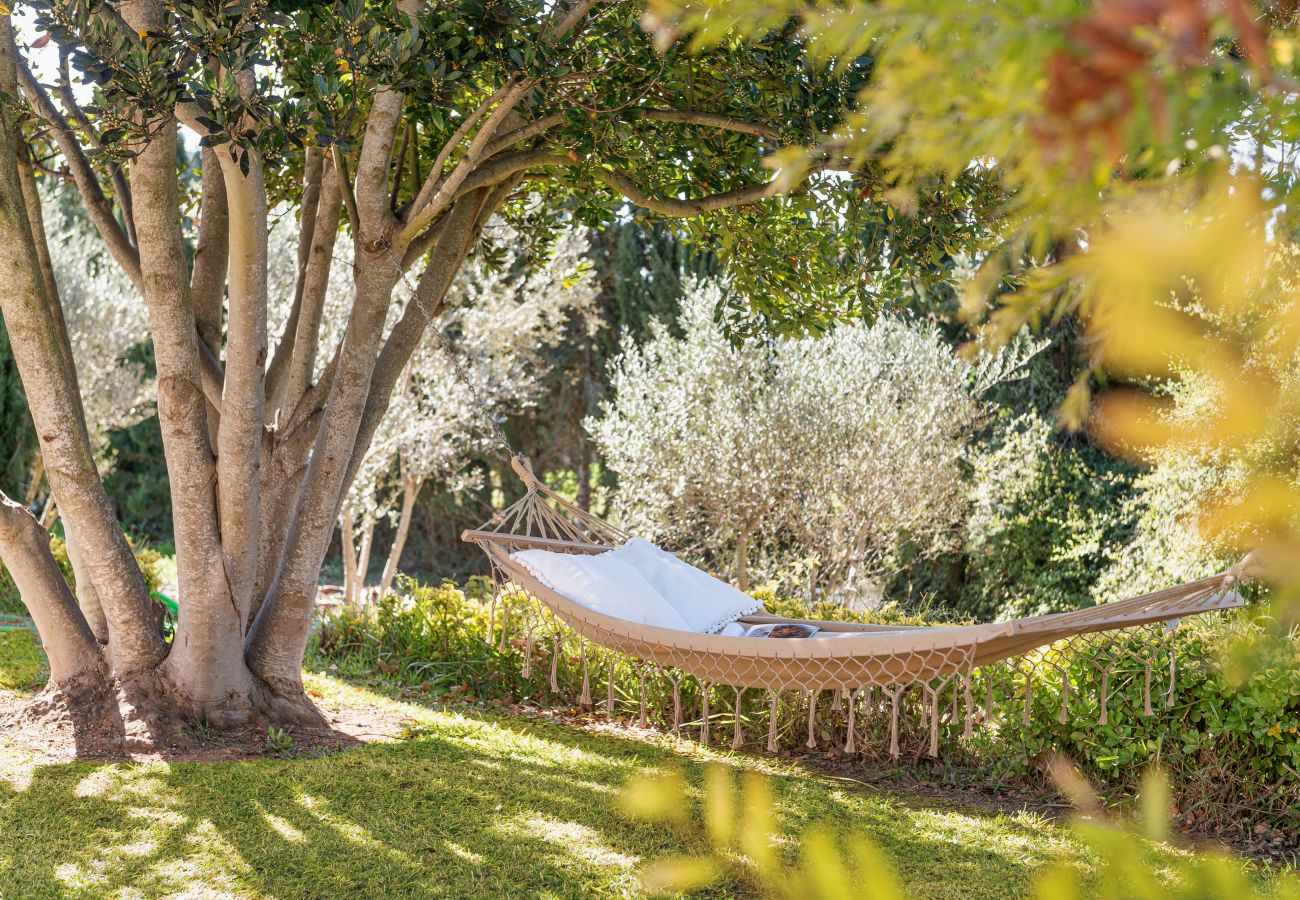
[464,457,1250,694]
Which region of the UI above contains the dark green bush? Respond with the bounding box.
[956,414,1141,620]
[981,618,1300,826]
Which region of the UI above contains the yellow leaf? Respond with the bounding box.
[848,836,903,900]
[618,768,687,824]
[1138,769,1170,844]
[639,856,721,894]
[703,764,735,848]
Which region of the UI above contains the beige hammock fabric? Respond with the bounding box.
[464,458,1251,696]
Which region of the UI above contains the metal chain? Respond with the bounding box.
[382,244,521,462]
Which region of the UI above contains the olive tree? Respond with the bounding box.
[340,222,598,604]
[590,279,1029,601]
[0,0,996,740]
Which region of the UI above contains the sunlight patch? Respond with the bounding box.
[445,841,484,864]
[262,811,306,844]
[500,814,638,870]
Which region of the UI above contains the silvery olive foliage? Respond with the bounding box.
[340,222,598,600]
[43,191,151,466]
[590,279,1031,602]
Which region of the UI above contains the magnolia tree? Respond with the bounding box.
[590,280,1028,602]
[339,223,598,604]
[0,0,1002,741]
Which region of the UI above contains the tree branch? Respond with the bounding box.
[15,57,143,293]
[595,163,829,216]
[482,112,566,157]
[0,493,104,685]
[331,146,362,236]
[550,0,605,40]
[397,79,533,246]
[266,147,326,413]
[0,16,164,674]
[190,147,228,363]
[637,107,780,140]
[349,186,508,492]
[279,156,343,417]
[57,50,135,246]
[215,140,270,627]
[408,81,515,218]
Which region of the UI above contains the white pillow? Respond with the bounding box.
[607,538,763,634]
[511,548,691,631]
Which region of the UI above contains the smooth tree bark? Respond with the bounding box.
[0,0,863,742]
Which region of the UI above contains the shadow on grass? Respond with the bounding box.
[0,692,1086,900]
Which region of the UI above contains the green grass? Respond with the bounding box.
[0,623,1251,899]
[0,624,45,691]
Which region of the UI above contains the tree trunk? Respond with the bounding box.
[339,505,360,608]
[0,18,163,680]
[378,474,421,599]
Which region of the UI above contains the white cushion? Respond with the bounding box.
[511,548,691,631]
[606,538,763,634]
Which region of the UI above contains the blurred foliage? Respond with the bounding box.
[621,763,1297,899]
[620,763,902,897]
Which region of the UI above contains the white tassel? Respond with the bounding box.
[929,686,940,758]
[732,688,746,749]
[844,689,858,754]
[1143,660,1154,717]
[767,690,780,753]
[671,676,683,737]
[806,690,819,750]
[888,686,902,761]
[1022,675,1033,727]
[1099,669,1110,726]
[607,661,616,716]
[522,631,534,679]
[699,682,710,745]
[1167,651,1177,708]
[639,671,649,727]
[550,634,561,694]
[962,676,974,741]
[579,645,591,707]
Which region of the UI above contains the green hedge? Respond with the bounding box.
[314,578,1300,832]
[0,535,165,617]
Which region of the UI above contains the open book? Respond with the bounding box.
[745,623,820,639]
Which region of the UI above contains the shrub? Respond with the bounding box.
[956,413,1142,620]
[982,616,1300,831]
[590,279,1030,602]
[0,533,165,617]
[0,628,46,690]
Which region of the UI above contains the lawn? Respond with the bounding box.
[0,627,1236,899]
